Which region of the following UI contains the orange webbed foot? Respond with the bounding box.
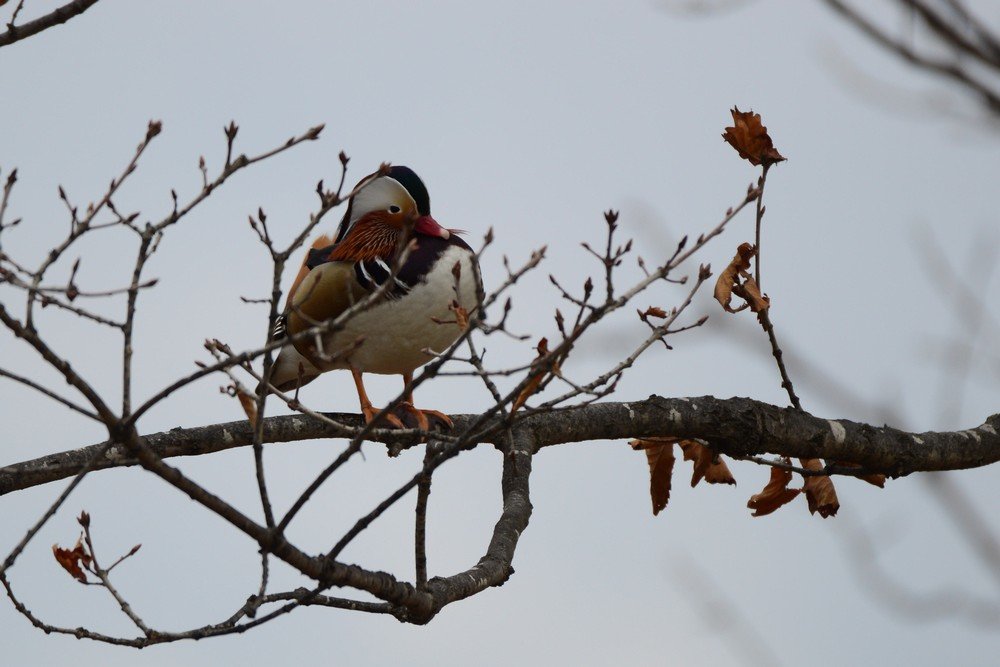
[390,403,454,431]
[361,404,407,429]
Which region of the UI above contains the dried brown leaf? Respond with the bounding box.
[722,107,786,167]
[52,537,91,583]
[630,437,678,516]
[714,243,756,313]
[642,306,668,319]
[800,458,840,518]
[732,273,770,314]
[747,465,800,517]
[512,338,553,414]
[678,440,736,487]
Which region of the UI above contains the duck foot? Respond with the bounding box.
[390,402,454,431]
[361,404,406,429]
[362,403,453,431]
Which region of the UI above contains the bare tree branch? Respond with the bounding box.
[0,0,101,49]
[821,0,1000,116]
[0,27,994,640]
[3,398,997,498]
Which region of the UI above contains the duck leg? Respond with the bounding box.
[394,371,454,430]
[351,367,405,429]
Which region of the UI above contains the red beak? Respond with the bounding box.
[414,215,450,240]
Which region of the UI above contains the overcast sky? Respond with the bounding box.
[1,1,998,665]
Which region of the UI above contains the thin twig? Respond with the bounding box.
[81,521,149,635]
[0,368,100,420]
[754,164,769,286]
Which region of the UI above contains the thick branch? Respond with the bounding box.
[3,396,997,496]
[0,0,101,49]
[420,424,533,622]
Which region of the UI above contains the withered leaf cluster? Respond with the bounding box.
[632,437,676,515]
[680,438,736,487]
[714,242,769,315]
[630,437,735,516]
[722,107,785,167]
[632,441,849,519]
[639,306,669,321]
[746,458,842,518]
[746,466,800,517]
[52,511,93,583]
[51,511,142,584]
[52,537,91,584]
[800,458,840,518]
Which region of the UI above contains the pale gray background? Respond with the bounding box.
[1,1,998,665]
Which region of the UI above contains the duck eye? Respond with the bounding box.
[388,205,401,214]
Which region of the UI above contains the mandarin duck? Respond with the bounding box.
[262,166,479,429]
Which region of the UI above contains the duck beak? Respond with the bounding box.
[414,215,450,240]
